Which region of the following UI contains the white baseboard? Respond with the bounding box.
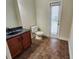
[58,37,68,41]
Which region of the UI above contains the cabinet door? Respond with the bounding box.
[22,31,31,49]
[7,36,23,58]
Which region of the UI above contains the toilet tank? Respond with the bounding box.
[31,26,38,33]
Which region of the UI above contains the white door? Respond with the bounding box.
[50,2,62,38]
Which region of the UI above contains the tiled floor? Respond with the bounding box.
[15,37,69,59]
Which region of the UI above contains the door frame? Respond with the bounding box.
[50,1,63,38]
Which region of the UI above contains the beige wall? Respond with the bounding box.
[17,0,36,29]
[35,0,60,36]
[35,0,50,36]
[6,0,20,28]
[35,0,72,40]
[6,0,72,40]
[14,0,22,26]
[59,0,73,40]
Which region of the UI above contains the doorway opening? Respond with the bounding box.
[50,2,62,38]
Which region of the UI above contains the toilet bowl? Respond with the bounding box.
[35,31,43,40]
[31,26,43,40]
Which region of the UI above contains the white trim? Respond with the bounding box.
[57,1,63,38]
[6,43,12,59]
[58,37,68,41]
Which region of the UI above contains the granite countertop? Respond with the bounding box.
[6,29,30,39]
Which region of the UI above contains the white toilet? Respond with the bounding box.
[31,26,43,40]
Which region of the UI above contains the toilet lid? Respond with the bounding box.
[35,31,43,35]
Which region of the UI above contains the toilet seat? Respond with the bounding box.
[35,31,43,36]
[35,31,43,40]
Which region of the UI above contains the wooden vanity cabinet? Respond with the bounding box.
[7,31,31,59]
[7,36,23,58]
[22,31,31,49]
